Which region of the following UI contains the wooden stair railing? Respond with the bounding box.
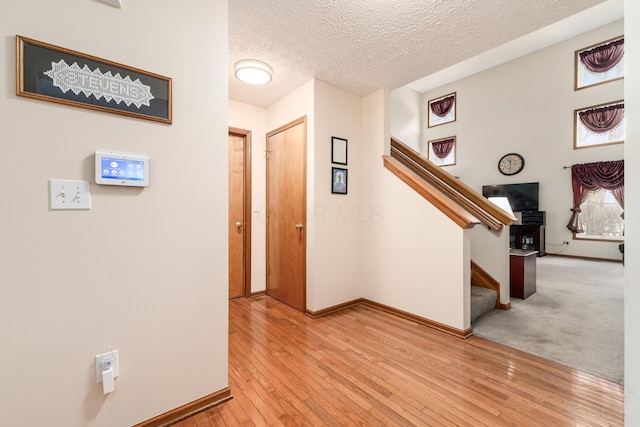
[384,137,515,313]
[387,137,517,231]
[382,156,480,229]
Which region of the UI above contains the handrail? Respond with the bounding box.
[383,156,480,229]
[389,137,517,231]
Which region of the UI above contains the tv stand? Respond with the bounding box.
[510,225,546,257]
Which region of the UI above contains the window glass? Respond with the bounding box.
[576,117,625,148]
[575,188,624,241]
[577,55,624,88]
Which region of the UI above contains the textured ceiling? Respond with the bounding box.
[229,0,610,107]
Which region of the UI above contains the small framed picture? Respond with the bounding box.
[575,36,624,90]
[428,92,456,128]
[331,136,347,165]
[574,100,624,149]
[427,136,456,166]
[331,167,347,194]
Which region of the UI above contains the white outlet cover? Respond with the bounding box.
[96,349,119,383]
[50,179,91,210]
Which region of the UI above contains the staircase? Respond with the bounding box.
[471,286,497,322]
[470,261,504,323]
[386,138,516,329]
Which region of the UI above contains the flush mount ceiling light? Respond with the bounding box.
[234,59,273,85]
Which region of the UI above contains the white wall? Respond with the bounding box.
[236,82,471,327]
[0,1,228,426]
[231,80,364,310]
[311,80,363,310]
[390,85,422,150]
[624,0,638,422]
[469,226,512,304]
[229,100,267,293]
[361,90,470,330]
[266,80,315,139]
[390,86,513,304]
[419,21,624,261]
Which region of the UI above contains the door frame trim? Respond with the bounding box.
[229,126,252,298]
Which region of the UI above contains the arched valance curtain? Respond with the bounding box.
[579,38,624,73]
[578,103,624,134]
[431,138,454,159]
[566,160,624,233]
[430,95,454,117]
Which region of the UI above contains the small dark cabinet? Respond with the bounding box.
[510,249,538,299]
[510,225,546,256]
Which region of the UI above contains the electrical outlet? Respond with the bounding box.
[95,349,119,383]
[563,241,570,245]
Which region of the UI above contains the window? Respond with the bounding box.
[574,36,624,90]
[566,160,624,239]
[574,188,624,241]
[577,55,624,88]
[574,101,625,149]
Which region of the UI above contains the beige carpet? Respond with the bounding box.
[472,255,624,384]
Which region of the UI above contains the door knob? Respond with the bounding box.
[295,224,303,230]
[235,221,242,229]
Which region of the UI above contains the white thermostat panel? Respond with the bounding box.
[95,150,150,187]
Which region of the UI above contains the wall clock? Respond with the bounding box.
[498,153,525,176]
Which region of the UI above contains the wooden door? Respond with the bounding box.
[229,128,252,299]
[266,117,306,311]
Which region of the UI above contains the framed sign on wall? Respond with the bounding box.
[331,167,347,194]
[331,136,347,165]
[16,35,172,124]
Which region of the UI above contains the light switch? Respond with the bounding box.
[50,179,91,210]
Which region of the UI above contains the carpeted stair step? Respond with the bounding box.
[471,286,497,323]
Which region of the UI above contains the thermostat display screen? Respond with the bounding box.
[95,150,149,187]
[100,157,145,181]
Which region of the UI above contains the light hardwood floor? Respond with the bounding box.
[173,296,623,426]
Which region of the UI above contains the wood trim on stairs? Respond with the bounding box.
[132,388,232,427]
[383,156,480,230]
[389,137,517,231]
[471,260,510,310]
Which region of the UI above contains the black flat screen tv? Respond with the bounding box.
[482,182,539,212]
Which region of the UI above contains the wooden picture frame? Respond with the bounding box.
[574,35,624,91]
[427,136,456,166]
[331,136,347,165]
[427,92,456,128]
[16,35,172,124]
[574,100,624,149]
[331,167,347,194]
